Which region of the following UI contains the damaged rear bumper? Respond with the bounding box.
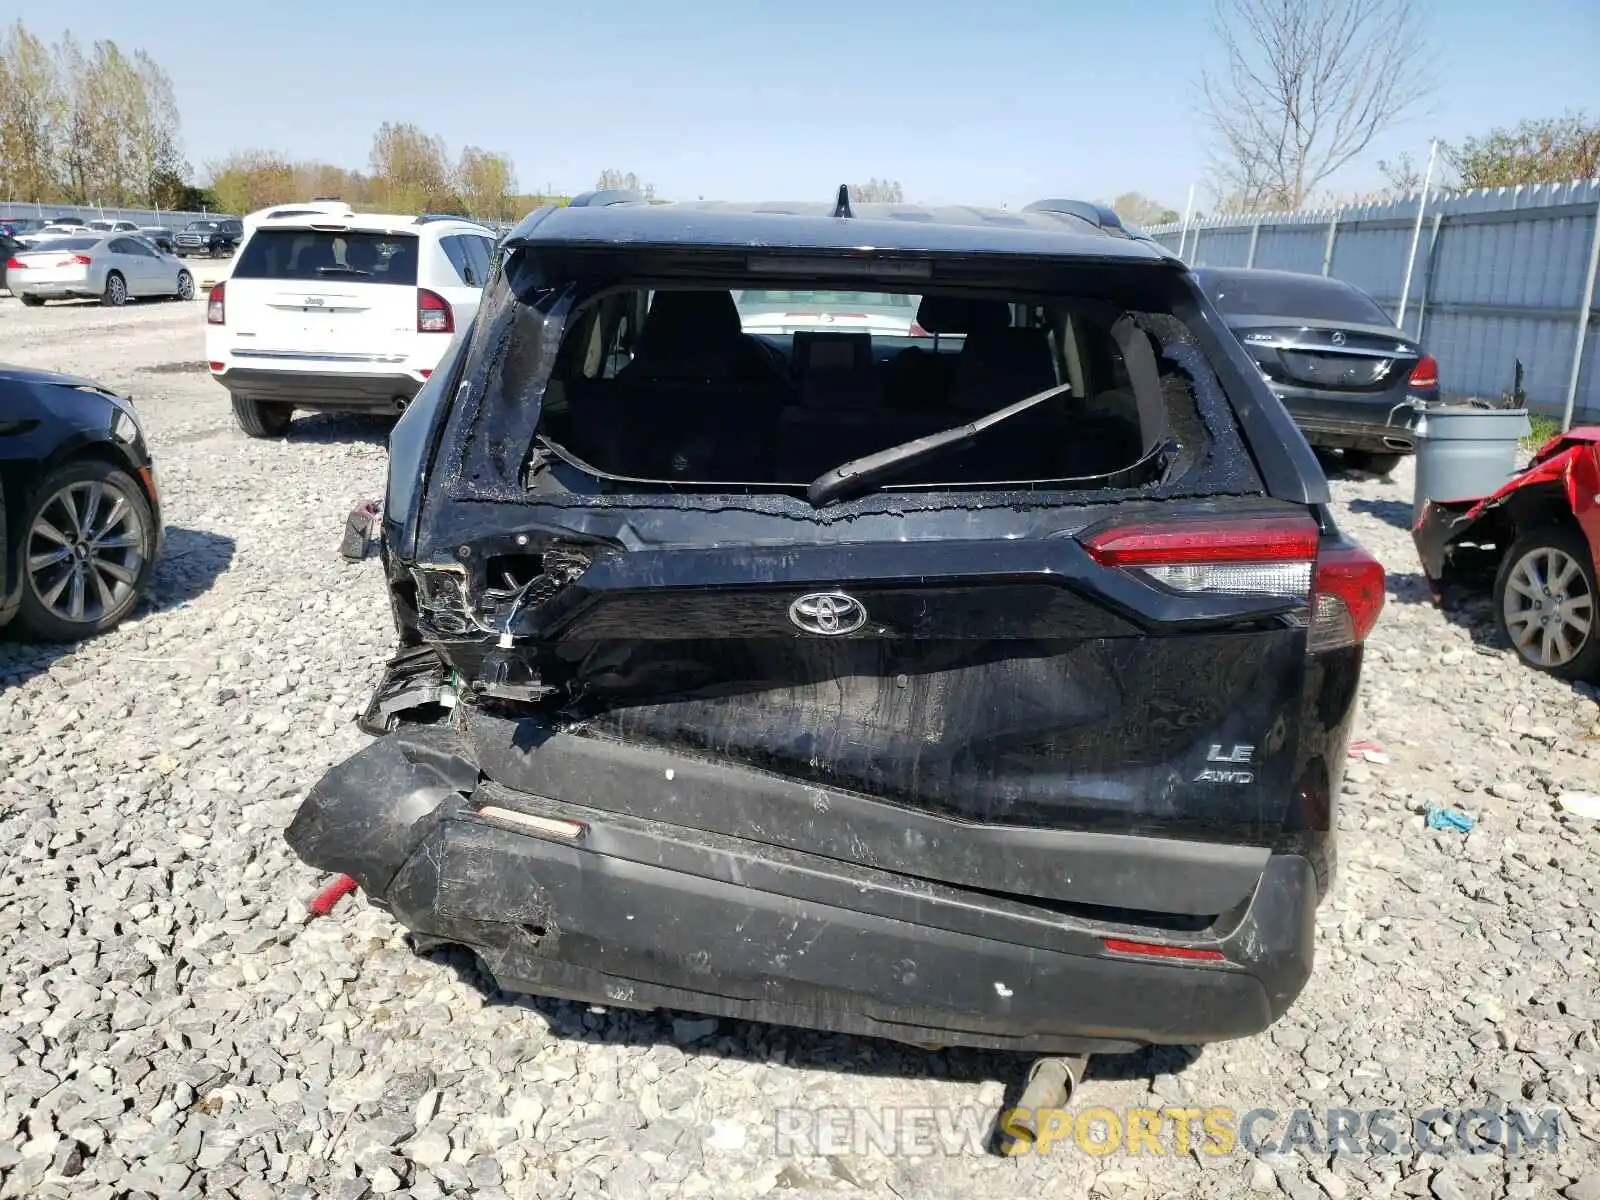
[286,725,1318,1054]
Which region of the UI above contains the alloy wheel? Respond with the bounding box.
[26,479,148,626]
[1501,545,1595,668]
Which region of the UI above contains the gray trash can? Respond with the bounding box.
[1412,406,1531,522]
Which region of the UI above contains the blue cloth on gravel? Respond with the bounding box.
[1425,805,1476,832]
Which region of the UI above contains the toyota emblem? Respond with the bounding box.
[788,591,868,636]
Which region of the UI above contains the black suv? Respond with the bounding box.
[288,191,1383,1074]
[175,217,242,257]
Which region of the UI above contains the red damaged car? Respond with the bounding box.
[1414,427,1600,680]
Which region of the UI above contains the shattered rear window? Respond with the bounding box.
[437,253,1265,510]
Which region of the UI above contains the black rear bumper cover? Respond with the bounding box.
[287,726,1318,1054]
[214,368,422,410]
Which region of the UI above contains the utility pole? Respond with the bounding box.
[1177,183,1197,259]
[1395,138,1439,331]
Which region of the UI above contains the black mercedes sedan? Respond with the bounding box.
[0,365,163,641]
[1194,267,1440,476]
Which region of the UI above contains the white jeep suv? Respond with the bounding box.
[206,211,499,437]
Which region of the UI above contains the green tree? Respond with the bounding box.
[1105,191,1180,227]
[129,48,186,204]
[595,168,656,200]
[1446,113,1600,189]
[370,121,454,212]
[205,148,298,214]
[149,170,212,211]
[456,145,518,220]
[0,21,65,202]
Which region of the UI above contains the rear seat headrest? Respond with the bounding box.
[915,295,1011,335]
[635,290,743,358]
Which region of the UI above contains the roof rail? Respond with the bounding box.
[415,213,475,224]
[567,189,649,208]
[1023,199,1127,232]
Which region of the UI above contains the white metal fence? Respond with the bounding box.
[1,201,225,231]
[1144,180,1600,425]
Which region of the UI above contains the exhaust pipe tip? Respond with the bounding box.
[393,396,410,413]
[999,1054,1088,1151]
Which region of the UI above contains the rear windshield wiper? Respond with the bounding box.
[806,381,1079,506]
[316,265,373,276]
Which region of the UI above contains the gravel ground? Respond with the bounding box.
[1,294,1598,1200]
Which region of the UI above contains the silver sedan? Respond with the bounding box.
[6,234,196,307]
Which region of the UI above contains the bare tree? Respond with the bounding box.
[1201,0,1433,211]
[1377,150,1424,194]
[595,169,656,200]
[848,178,903,203]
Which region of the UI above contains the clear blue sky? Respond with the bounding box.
[23,0,1600,209]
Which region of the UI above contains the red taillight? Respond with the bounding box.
[1407,354,1439,390]
[1103,938,1225,963]
[1083,515,1321,566]
[418,288,452,333]
[1309,544,1385,652]
[207,361,224,372]
[5,257,24,269]
[1082,514,1384,652]
[909,322,929,337]
[207,281,225,325]
[63,254,92,267]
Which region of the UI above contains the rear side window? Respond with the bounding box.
[1199,271,1392,326]
[233,230,420,284]
[441,235,496,287]
[464,237,494,286]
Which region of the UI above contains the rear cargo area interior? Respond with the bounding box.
[536,287,1185,486]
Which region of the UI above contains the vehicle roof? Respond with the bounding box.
[509,200,1176,263]
[250,211,494,236]
[19,233,110,245]
[1193,266,1364,293]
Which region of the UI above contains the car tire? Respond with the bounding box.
[1344,450,1404,476]
[174,271,194,301]
[14,458,157,642]
[19,294,44,307]
[232,395,293,438]
[1493,525,1600,681]
[102,272,127,307]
